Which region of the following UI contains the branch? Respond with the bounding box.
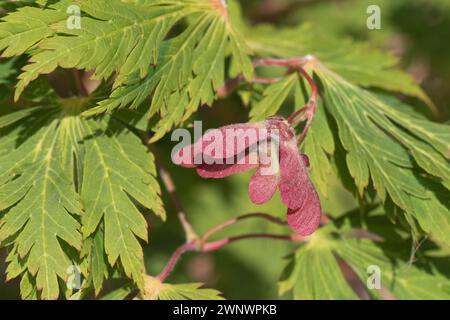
[157,231,305,282]
[200,212,286,244]
[156,241,197,282]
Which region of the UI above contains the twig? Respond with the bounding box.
[287,66,318,145]
[202,233,304,252]
[217,75,284,98]
[157,231,304,282]
[200,212,286,244]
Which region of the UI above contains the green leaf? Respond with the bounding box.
[315,66,450,245]
[319,42,433,107]
[302,100,335,198]
[278,233,358,299]
[0,106,83,300]
[0,0,253,140]
[82,225,108,295]
[336,237,450,300]
[280,221,450,300]
[247,23,431,105]
[0,106,37,128]
[91,5,252,141]
[0,98,165,298]
[81,115,165,290]
[14,0,186,94]
[100,283,135,300]
[143,276,224,300]
[249,73,298,120]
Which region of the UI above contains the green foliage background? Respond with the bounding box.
[0,0,449,300]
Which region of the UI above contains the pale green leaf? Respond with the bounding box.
[279,237,358,300]
[280,222,450,300]
[249,73,298,121]
[0,0,253,141]
[316,66,450,245]
[247,24,430,105]
[81,115,165,290]
[0,0,69,57]
[143,276,224,300]
[0,98,165,298]
[0,106,83,300]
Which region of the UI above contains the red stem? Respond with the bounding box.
[156,241,197,282]
[217,56,314,98]
[252,57,310,67]
[201,212,286,244]
[203,233,301,252]
[157,232,304,282]
[156,213,300,283]
[288,67,319,145]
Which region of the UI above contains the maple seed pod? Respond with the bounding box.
[174,117,322,236]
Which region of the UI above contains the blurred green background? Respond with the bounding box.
[1,0,449,299]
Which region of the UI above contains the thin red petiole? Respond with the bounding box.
[287,106,308,124]
[157,232,305,282]
[200,212,286,245]
[202,233,304,252]
[156,213,302,283]
[156,241,197,282]
[217,56,314,98]
[217,76,284,98]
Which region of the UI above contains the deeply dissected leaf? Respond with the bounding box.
[0,0,69,58]
[143,276,224,300]
[278,236,359,300]
[315,66,450,245]
[302,103,335,198]
[0,0,448,302]
[81,115,165,291]
[337,237,450,299]
[280,221,450,300]
[91,2,253,141]
[0,0,253,141]
[0,99,164,298]
[247,24,431,105]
